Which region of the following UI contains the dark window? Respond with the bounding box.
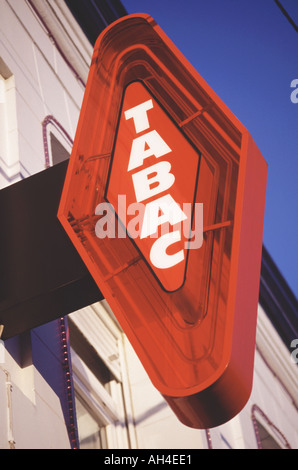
[255,419,283,449]
[50,132,70,165]
[68,318,114,387]
[252,405,291,449]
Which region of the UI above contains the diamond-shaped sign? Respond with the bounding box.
[58,14,267,428]
[106,80,200,292]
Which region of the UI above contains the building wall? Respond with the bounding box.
[0,0,297,449]
[0,335,70,449]
[0,0,89,449]
[0,0,89,188]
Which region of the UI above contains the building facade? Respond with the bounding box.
[0,0,297,449]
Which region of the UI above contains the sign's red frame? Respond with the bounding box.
[58,14,267,429]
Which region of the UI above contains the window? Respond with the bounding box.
[75,393,107,449]
[251,405,291,449]
[68,302,131,449]
[42,115,72,168]
[50,132,70,165]
[254,419,282,449]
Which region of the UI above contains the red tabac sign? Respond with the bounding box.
[106,81,201,292]
[58,14,267,429]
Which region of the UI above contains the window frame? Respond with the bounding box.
[69,302,136,449]
[251,404,291,449]
[42,114,73,168]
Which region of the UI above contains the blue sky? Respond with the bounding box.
[122,0,298,298]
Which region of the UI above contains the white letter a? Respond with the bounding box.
[128,130,171,171]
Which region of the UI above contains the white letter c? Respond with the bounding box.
[149,231,184,269]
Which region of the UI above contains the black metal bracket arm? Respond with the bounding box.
[0,160,103,340]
